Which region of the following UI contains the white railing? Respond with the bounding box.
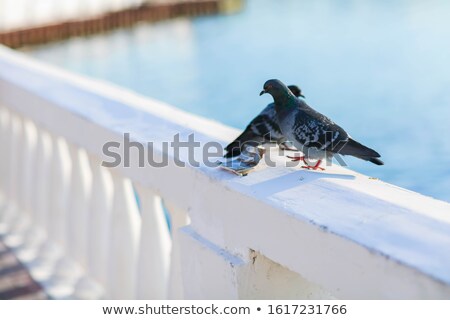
[1,44,450,299]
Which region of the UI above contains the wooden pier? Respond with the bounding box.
[0,0,229,49]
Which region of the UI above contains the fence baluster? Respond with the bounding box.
[108,171,141,299]
[135,186,171,299]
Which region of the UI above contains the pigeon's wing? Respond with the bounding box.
[287,100,383,165]
[225,104,283,157]
[292,104,349,152]
[224,128,265,158]
[247,104,283,142]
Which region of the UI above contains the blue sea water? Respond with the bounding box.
[27,0,450,202]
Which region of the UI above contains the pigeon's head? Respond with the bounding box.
[260,79,293,101]
[287,85,305,98]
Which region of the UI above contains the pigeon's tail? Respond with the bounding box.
[367,157,384,166]
[336,138,384,165]
[224,130,262,158]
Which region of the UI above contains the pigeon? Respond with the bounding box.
[259,79,383,170]
[218,146,266,176]
[224,85,304,158]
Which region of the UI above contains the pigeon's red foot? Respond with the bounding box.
[287,155,305,162]
[279,143,297,151]
[301,160,325,171]
[301,165,325,171]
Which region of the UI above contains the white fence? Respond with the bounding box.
[0,45,450,299]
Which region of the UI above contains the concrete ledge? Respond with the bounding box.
[1,45,450,298]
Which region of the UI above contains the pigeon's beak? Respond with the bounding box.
[300,94,305,98]
[259,90,266,96]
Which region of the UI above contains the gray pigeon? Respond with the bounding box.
[259,79,383,170]
[225,85,304,158]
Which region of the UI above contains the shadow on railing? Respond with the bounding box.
[1,45,450,299]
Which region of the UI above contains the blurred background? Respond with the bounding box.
[1,0,450,202]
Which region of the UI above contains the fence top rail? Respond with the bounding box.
[1,45,450,297]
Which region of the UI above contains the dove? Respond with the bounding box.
[224,85,304,158]
[259,79,383,170]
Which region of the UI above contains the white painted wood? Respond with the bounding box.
[135,185,171,299]
[108,172,141,299]
[165,201,190,299]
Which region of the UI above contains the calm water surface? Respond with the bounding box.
[27,0,450,202]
